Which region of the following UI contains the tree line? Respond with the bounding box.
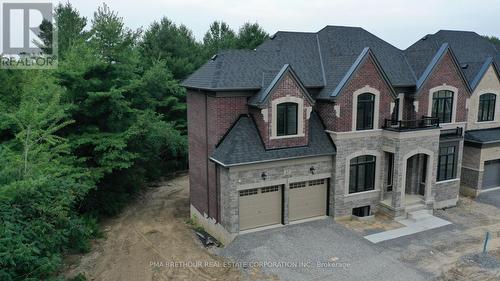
[0,3,268,280]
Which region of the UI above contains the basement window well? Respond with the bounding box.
[352,206,371,217]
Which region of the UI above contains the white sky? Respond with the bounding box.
[2,0,500,52]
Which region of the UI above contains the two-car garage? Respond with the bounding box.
[238,179,329,231]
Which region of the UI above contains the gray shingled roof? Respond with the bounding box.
[405,30,500,88]
[465,128,500,145]
[210,112,336,167]
[248,64,315,108]
[183,26,417,94]
[316,26,416,98]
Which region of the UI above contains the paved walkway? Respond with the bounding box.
[364,211,452,243]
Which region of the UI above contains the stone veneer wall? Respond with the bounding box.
[329,129,444,218]
[219,156,333,234]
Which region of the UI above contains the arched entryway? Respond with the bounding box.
[401,149,434,207]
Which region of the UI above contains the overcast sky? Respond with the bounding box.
[4,0,500,51]
[65,0,500,49]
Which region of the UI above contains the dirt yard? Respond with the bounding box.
[415,198,500,280]
[63,175,246,281]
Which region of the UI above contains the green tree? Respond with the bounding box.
[236,22,269,49]
[140,17,204,80]
[54,2,88,58]
[90,3,140,64]
[35,19,53,54]
[203,21,237,57]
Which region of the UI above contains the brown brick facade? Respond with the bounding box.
[316,55,395,132]
[415,51,470,122]
[187,91,248,219]
[250,73,312,149]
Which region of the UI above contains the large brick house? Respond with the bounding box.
[182,26,500,243]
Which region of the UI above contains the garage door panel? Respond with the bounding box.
[483,160,500,190]
[239,186,282,231]
[289,179,327,221]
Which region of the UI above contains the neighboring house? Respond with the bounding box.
[407,31,500,196]
[182,26,499,243]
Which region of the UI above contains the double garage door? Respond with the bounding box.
[239,179,328,231]
[483,160,500,190]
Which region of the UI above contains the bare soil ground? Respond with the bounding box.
[420,198,500,280]
[63,175,247,281]
[337,213,404,236]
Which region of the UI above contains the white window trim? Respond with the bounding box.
[351,85,380,131]
[344,150,382,196]
[427,85,458,125]
[270,96,310,139]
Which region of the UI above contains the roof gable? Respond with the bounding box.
[317,47,397,100]
[248,64,315,108]
[470,58,500,91]
[415,44,471,95]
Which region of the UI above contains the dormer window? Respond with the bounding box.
[277,102,298,136]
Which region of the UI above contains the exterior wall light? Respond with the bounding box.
[261,172,267,180]
[310,166,316,174]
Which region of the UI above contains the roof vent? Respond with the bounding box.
[461,63,469,69]
[210,54,218,61]
[422,35,428,41]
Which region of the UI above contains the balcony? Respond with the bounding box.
[383,116,440,131]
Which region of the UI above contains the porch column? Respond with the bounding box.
[391,150,404,211]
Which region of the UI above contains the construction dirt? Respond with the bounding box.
[63,175,258,281]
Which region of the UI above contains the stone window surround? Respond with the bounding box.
[269,96,311,139]
[476,91,499,123]
[344,149,382,196]
[351,85,381,131]
[427,85,459,125]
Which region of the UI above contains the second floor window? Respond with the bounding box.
[356,93,375,130]
[432,90,454,123]
[277,102,298,136]
[478,93,496,122]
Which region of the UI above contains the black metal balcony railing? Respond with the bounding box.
[383,116,440,131]
[440,127,463,138]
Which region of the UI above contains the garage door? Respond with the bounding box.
[483,160,500,190]
[289,179,328,221]
[239,186,282,231]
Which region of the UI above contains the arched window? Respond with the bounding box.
[432,90,454,123]
[276,102,298,136]
[356,93,375,130]
[349,155,376,193]
[478,93,496,122]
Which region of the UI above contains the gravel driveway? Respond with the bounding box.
[218,218,430,281]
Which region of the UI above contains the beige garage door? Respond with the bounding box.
[239,186,282,231]
[289,179,327,221]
